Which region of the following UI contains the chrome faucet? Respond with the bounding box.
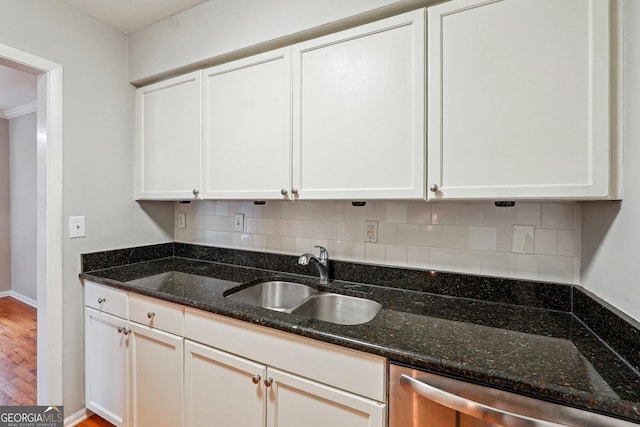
[298,246,329,285]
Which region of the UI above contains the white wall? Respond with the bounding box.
[0,0,174,414]
[0,118,9,293]
[9,112,37,302]
[582,1,640,323]
[128,0,431,83]
[176,200,581,284]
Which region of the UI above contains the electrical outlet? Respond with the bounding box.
[177,212,186,229]
[365,220,378,243]
[233,213,244,232]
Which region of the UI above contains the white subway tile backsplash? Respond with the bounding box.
[511,203,541,228]
[431,248,455,271]
[444,226,469,249]
[454,250,482,274]
[495,227,513,252]
[509,253,540,280]
[407,203,431,225]
[387,202,408,224]
[407,246,431,268]
[346,241,366,262]
[386,245,408,266]
[431,203,457,225]
[541,204,576,230]
[397,224,422,246]
[456,203,483,226]
[534,229,557,255]
[540,255,574,283]
[175,200,581,285]
[482,203,511,227]
[468,227,496,251]
[377,222,397,244]
[317,221,338,240]
[480,252,510,277]
[419,225,445,247]
[215,201,228,216]
[557,229,581,257]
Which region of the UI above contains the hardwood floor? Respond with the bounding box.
[0,297,114,427]
[77,414,116,427]
[0,297,37,406]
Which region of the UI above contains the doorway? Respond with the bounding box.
[0,43,63,405]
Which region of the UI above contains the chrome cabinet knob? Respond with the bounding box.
[123,328,131,335]
[117,327,124,334]
[97,298,106,304]
[264,377,273,387]
[280,188,288,196]
[291,188,299,195]
[147,311,155,319]
[429,184,439,193]
[192,189,199,197]
[251,374,261,384]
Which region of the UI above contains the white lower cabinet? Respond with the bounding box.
[266,367,385,427]
[184,340,266,427]
[184,308,387,427]
[86,283,386,427]
[129,323,184,427]
[184,339,385,427]
[85,307,129,427]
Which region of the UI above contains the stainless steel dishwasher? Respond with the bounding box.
[389,363,639,427]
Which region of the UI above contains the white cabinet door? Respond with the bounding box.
[85,308,128,427]
[129,323,184,427]
[266,368,385,427]
[292,10,426,200]
[202,49,292,200]
[427,0,613,200]
[135,71,202,200]
[184,340,266,427]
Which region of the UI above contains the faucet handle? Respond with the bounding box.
[315,245,328,261]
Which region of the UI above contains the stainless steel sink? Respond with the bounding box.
[291,293,381,325]
[225,280,382,325]
[225,281,317,312]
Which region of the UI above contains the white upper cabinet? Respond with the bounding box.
[427,0,615,200]
[292,10,426,200]
[202,49,292,199]
[135,71,202,200]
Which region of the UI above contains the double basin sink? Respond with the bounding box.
[224,280,381,325]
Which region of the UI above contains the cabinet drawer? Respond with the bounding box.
[85,281,128,319]
[129,293,184,335]
[184,308,386,402]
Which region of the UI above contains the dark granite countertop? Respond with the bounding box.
[80,245,640,424]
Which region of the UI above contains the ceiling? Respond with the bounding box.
[0,0,208,119]
[59,0,209,35]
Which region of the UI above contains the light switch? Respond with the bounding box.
[233,213,244,232]
[69,216,86,238]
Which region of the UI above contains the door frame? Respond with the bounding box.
[0,43,64,405]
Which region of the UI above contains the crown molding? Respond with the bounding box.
[5,100,37,119]
[0,111,7,120]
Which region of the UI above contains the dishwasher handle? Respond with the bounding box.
[400,374,568,427]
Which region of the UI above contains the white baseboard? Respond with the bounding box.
[0,291,38,308]
[64,407,92,427]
